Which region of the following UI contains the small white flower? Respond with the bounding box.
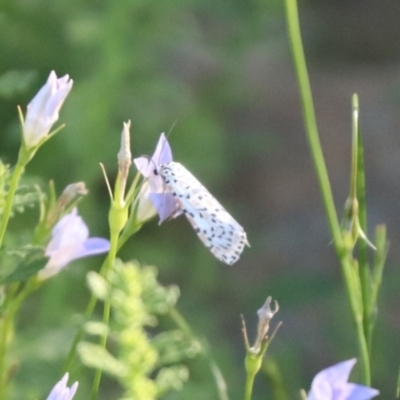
[46,373,78,400]
[23,71,73,148]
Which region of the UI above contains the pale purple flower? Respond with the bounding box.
[46,373,78,400]
[134,133,180,223]
[23,71,73,148]
[134,182,158,223]
[308,359,379,400]
[38,208,110,280]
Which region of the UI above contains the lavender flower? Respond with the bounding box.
[46,373,78,400]
[308,359,379,400]
[38,208,110,280]
[134,133,180,223]
[23,71,73,148]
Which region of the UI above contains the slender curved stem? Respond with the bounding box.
[63,291,98,372]
[284,0,370,385]
[169,307,230,400]
[284,0,342,253]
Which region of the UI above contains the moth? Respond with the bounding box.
[155,162,249,265]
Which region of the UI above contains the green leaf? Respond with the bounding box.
[84,321,110,337]
[152,330,202,366]
[156,365,189,396]
[2,257,47,284]
[77,341,127,378]
[86,271,110,300]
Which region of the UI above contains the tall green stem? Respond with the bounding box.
[0,144,35,396]
[169,307,230,400]
[339,254,370,384]
[64,228,134,372]
[284,0,342,252]
[350,95,359,200]
[65,234,128,372]
[63,291,99,372]
[90,231,119,400]
[351,95,371,352]
[0,161,25,250]
[284,0,370,385]
[0,280,38,398]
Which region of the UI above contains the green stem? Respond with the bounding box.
[339,254,370,384]
[117,223,141,251]
[350,94,359,200]
[261,360,288,400]
[284,0,342,252]
[352,97,371,354]
[0,280,38,398]
[64,206,136,371]
[63,292,98,372]
[284,0,370,385]
[350,95,369,342]
[169,307,230,400]
[90,230,119,400]
[0,160,25,250]
[168,307,193,335]
[366,225,387,352]
[0,283,18,399]
[244,370,256,400]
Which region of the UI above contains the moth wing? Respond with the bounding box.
[160,162,247,265]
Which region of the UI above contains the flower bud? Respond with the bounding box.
[252,296,279,353]
[23,71,73,148]
[58,182,88,209]
[46,373,78,400]
[118,120,132,179]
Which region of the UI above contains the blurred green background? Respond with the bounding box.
[1,0,400,398]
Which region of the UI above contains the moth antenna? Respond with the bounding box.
[166,119,178,138]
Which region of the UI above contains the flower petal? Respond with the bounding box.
[23,71,73,148]
[46,373,78,400]
[39,208,109,280]
[308,359,379,400]
[46,209,88,256]
[133,133,173,178]
[338,383,379,400]
[134,156,152,177]
[151,132,172,166]
[150,193,181,223]
[313,359,356,390]
[75,238,111,259]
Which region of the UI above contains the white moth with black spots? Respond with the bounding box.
[155,161,249,265]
